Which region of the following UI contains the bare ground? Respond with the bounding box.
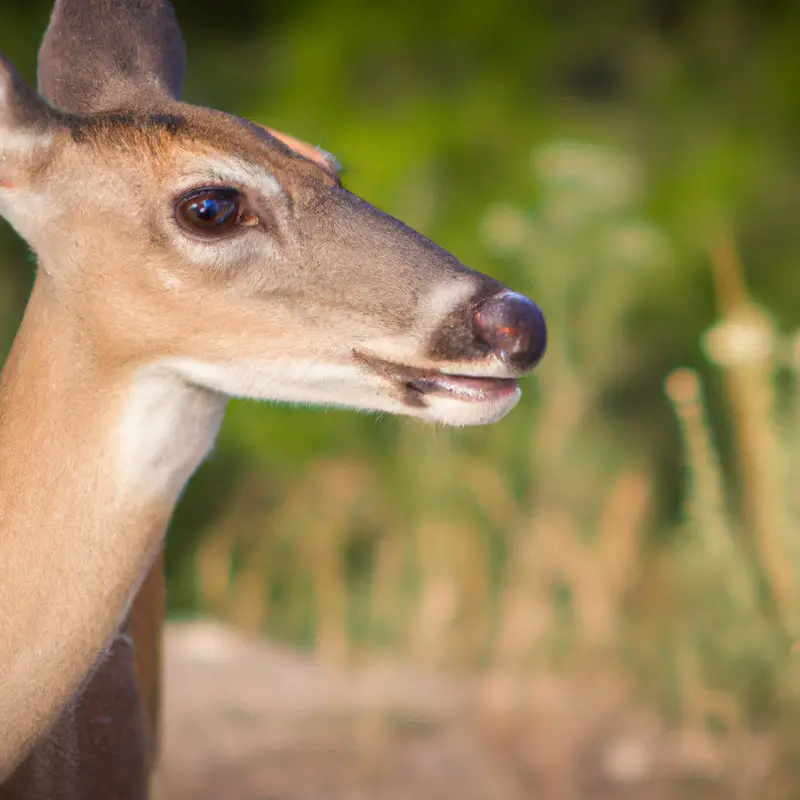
[153,621,794,800]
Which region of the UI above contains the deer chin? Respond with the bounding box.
[410,382,522,426]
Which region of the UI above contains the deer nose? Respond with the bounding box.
[473,292,547,370]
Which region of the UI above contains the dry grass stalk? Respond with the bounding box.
[707,235,796,635]
[410,518,462,666]
[305,460,371,665]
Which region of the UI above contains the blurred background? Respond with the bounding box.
[2,0,799,797]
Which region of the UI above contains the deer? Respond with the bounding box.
[0,0,547,797]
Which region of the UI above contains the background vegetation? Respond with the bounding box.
[2,0,799,793]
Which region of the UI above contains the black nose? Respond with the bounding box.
[473,292,547,370]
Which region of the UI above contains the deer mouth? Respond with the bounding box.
[354,351,520,405]
[404,372,519,402]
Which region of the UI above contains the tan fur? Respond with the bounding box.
[0,2,545,797]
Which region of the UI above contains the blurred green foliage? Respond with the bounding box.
[2,2,799,768]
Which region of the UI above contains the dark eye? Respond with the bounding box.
[176,188,242,235]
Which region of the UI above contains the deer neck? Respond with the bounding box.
[0,275,227,777]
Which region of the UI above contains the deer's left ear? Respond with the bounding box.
[37,0,186,115]
[0,55,58,187]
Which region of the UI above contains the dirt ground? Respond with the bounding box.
[153,622,791,800]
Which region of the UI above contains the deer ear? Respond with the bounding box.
[37,0,186,114]
[0,55,57,186]
[257,125,340,172]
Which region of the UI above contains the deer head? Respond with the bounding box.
[0,2,549,779]
[0,0,546,433]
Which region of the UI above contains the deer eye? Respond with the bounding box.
[176,188,242,235]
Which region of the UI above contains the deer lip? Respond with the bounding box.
[404,372,519,401]
[353,351,519,402]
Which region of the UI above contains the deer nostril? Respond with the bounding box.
[473,292,547,370]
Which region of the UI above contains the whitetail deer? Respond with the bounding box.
[0,0,546,796]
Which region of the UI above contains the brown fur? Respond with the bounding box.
[129,555,167,770]
[1,630,149,800]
